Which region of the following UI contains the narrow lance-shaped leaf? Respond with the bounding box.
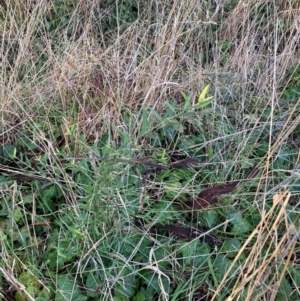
[198,84,210,103]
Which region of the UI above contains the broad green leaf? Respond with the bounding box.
[227,211,251,234]
[13,207,23,223]
[56,275,87,301]
[220,238,241,258]
[1,144,17,159]
[198,210,218,227]
[214,254,238,283]
[180,240,211,267]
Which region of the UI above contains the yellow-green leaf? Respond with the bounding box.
[198,84,210,103]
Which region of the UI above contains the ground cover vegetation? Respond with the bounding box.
[0,0,300,300]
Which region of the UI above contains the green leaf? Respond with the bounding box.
[289,265,300,289]
[165,101,177,115]
[227,211,251,234]
[66,226,85,240]
[140,270,170,296]
[277,274,293,301]
[114,266,138,299]
[13,207,23,223]
[85,274,99,297]
[149,108,163,122]
[16,272,42,301]
[1,144,17,160]
[198,210,218,227]
[181,91,193,109]
[179,240,211,267]
[133,291,146,301]
[214,254,238,284]
[220,238,241,258]
[193,99,213,110]
[139,108,150,137]
[56,275,87,301]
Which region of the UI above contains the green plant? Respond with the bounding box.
[1,1,300,300]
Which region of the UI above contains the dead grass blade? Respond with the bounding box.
[211,190,299,301]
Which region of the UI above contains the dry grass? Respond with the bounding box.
[0,1,299,143]
[212,191,298,301]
